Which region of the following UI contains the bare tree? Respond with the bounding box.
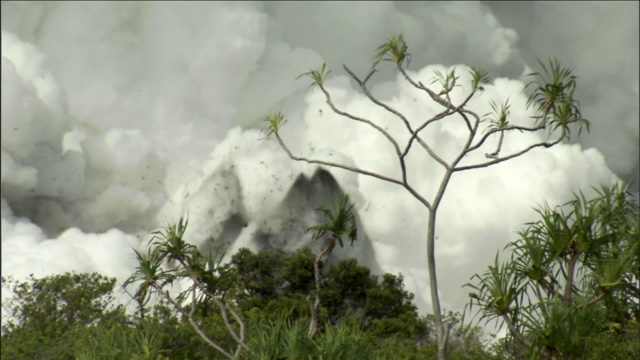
[264,34,589,360]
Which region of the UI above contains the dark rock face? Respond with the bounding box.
[200,168,380,273]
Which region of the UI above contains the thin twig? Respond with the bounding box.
[153,284,235,360]
[502,313,532,348]
[177,259,248,350]
[453,137,562,172]
[274,132,432,210]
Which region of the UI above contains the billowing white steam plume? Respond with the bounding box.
[1,2,636,321]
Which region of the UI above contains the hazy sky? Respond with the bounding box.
[1,1,637,322]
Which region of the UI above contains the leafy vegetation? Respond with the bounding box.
[1,273,129,360]
[466,183,639,359]
[2,249,502,359]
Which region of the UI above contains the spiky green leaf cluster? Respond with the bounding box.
[469,67,491,92]
[307,194,357,248]
[483,98,511,133]
[466,254,526,324]
[430,69,459,96]
[525,58,589,139]
[151,217,196,263]
[124,216,231,307]
[373,34,410,67]
[297,63,332,89]
[123,247,175,307]
[466,183,639,359]
[263,111,287,139]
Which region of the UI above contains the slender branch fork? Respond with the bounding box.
[177,259,248,354]
[307,247,325,339]
[153,284,237,360]
[143,254,250,359]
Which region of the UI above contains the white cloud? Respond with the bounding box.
[1,2,634,326]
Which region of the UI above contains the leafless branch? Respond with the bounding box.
[317,83,403,158]
[400,109,454,170]
[397,66,481,155]
[307,253,323,338]
[576,292,608,310]
[342,65,452,171]
[467,124,547,153]
[453,136,562,172]
[537,278,558,298]
[563,252,580,303]
[488,130,505,157]
[177,259,248,352]
[502,313,532,348]
[153,284,236,360]
[344,65,414,137]
[275,133,402,185]
[274,132,432,209]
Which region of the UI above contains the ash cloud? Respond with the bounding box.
[1,1,634,319]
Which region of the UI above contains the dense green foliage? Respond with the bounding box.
[225,248,429,340]
[466,183,640,359]
[1,273,129,359]
[1,249,502,359]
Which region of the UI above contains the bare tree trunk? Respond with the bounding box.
[308,235,335,338]
[428,209,451,360]
[307,256,322,338]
